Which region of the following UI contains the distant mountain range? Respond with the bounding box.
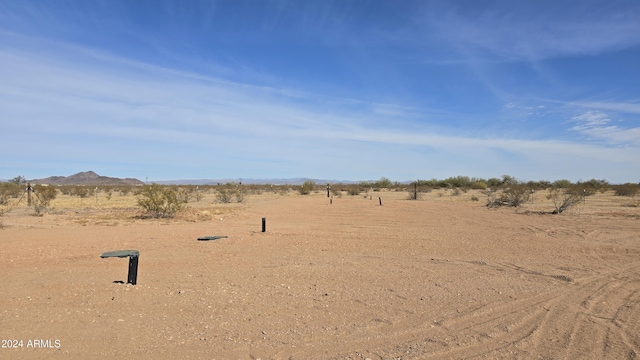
[29,171,145,186]
[154,178,361,185]
[21,171,365,186]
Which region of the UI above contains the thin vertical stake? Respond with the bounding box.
[262,217,266,232]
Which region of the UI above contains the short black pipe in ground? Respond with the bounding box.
[128,255,139,285]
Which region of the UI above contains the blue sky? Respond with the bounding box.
[1,0,639,183]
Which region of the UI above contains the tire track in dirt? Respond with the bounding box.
[520,261,640,359]
[443,260,640,359]
[329,259,640,359]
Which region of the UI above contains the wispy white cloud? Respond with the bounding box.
[569,100,640,115]
[570,111,640,146]
[426,2,640,62]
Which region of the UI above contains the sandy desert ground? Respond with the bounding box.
[1,189,639,359]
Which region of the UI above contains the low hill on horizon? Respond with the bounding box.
[30,171,145,186]
[22,172,397,186]
[154,178,363,186]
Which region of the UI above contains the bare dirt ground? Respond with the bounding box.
[1,189,639,359]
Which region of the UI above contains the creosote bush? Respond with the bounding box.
[547,188,584,214]
[136,184,186,218]
[215,183,244,203]
[299,180,316,195]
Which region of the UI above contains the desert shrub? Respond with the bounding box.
[32,185,58,215]
[441,176,472,189]
[60,185,90,198]
[9,176,27,185]
[118,185,134,196]
[552,179,573,188]
[547,188,584,214]
[348,188,361,196]
[565,185,595,197]
[374,177,392,189]
[235,188,245,202]
[486,178,502,188]
[34,185,57,202]
[451,188,461,196]
[215,183,244,203]
[299,180,316,195]
[471,195,479,202]
[136,184,186,218]
[76,186,90,198]
[486,183,530,208]
[576,179,610,194]
[59,185,89,198]
[407,183,425,200]
[58,185,73,196]
[471,181,487,190]
[499,174,518,186]
[416,179,438,188]
[177,187,192,203]
[407,191,423,200]
[179,185,208,201]
[0,182,22,205]
[613,183,639,197]
[195,187,205,201]
[216,188,234,203]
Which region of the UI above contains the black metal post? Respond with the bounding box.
[379,197,382,206]
[127,255,139,285]
[262,217,266,232]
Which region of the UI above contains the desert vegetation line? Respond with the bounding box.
[1,175,638,219]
